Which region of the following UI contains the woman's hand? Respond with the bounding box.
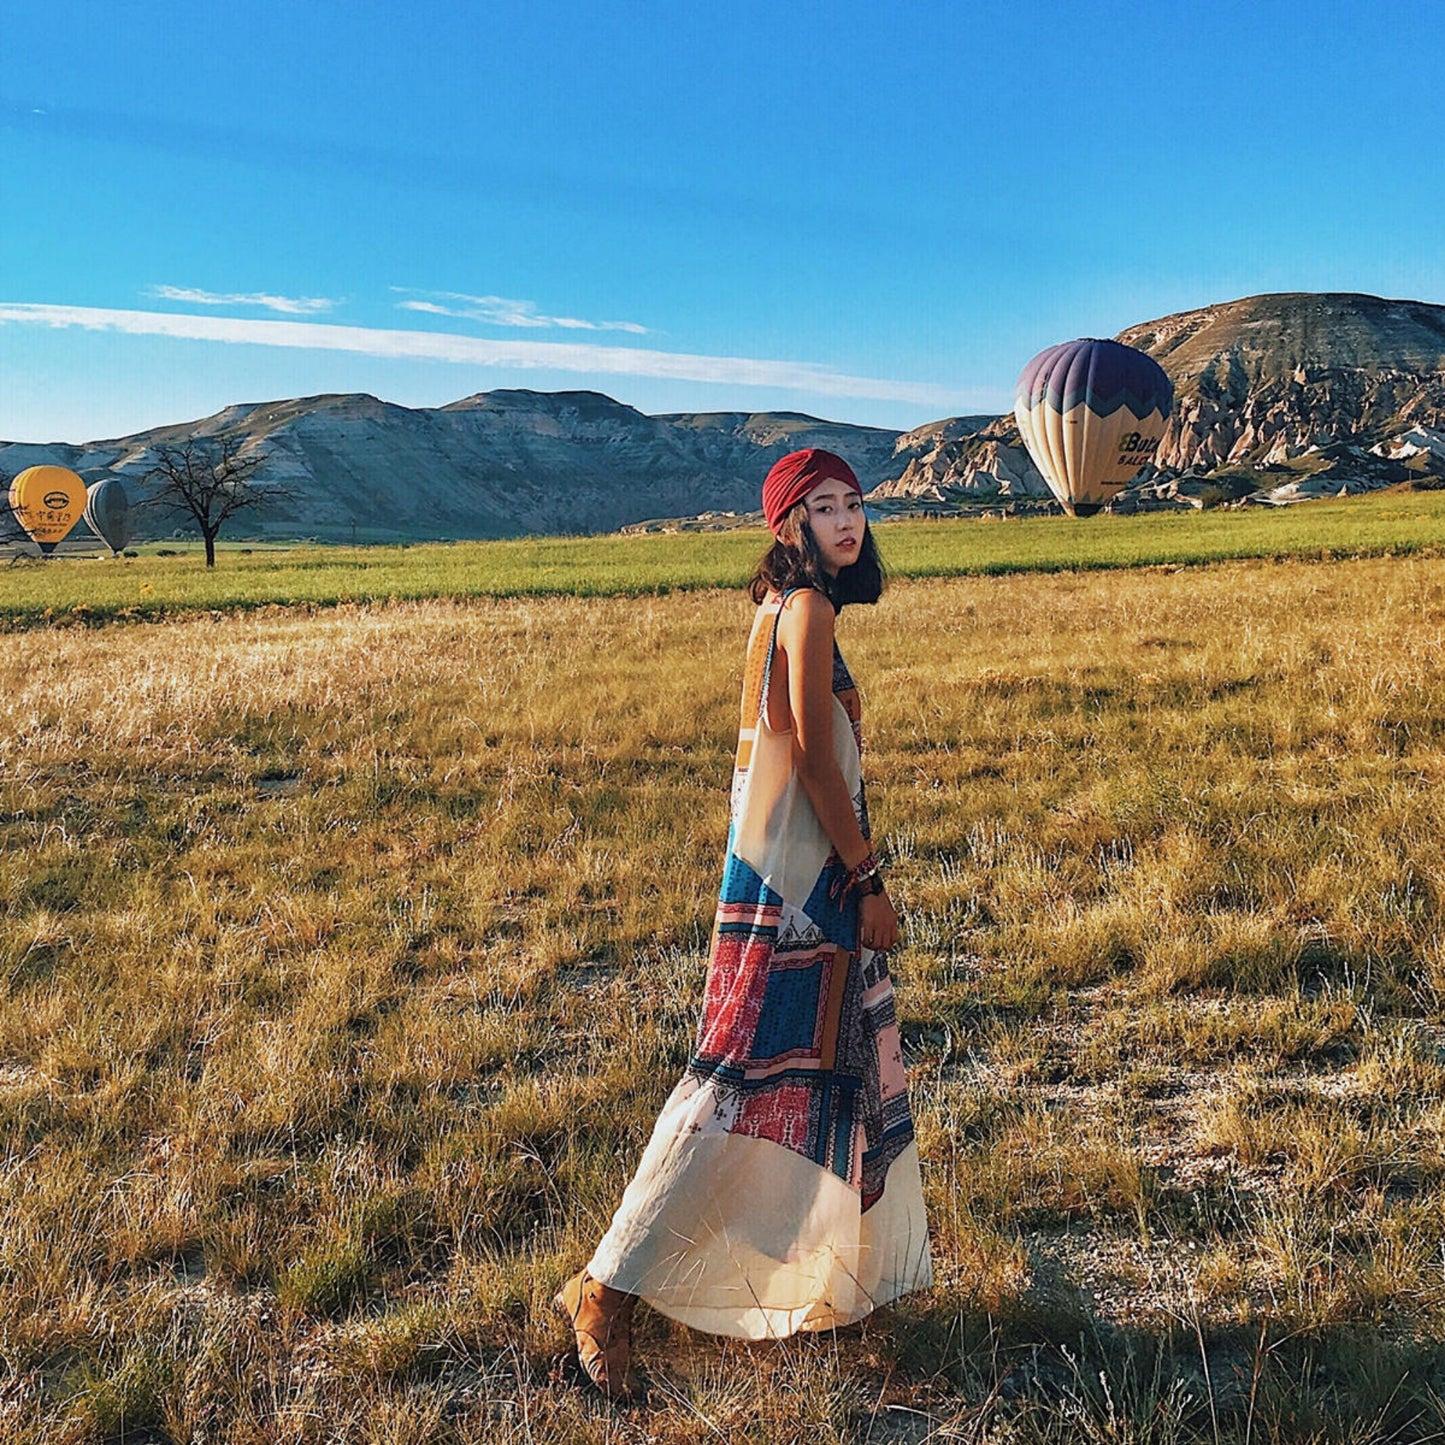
[858,889,898,954]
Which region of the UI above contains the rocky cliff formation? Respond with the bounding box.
[870,416,1051,504]
[1118,293,1445,498]
[876,293,1445,510]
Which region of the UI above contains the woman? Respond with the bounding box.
[556,448,932,1399]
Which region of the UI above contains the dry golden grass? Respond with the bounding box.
[3,557,1445,1441]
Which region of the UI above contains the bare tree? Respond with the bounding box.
[143,438,294,567]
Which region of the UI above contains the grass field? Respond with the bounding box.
[3,488,1445,625]
[3,531,1445,1440]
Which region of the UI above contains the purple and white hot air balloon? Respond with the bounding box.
[1014,338,1173,517]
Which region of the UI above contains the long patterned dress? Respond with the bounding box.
[588,590,932,1339]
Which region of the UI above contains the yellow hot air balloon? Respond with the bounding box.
[9,465,87,554]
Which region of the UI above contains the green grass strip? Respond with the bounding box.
[3,490,1444,626]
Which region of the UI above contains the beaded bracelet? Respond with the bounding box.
[831,850,883,900]
[856,868,887,897]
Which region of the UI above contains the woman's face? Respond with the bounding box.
[803,478,865,575]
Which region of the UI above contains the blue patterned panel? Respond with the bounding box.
[750,958,829,1061]
[801,862,857,951]
[716,845,781,916]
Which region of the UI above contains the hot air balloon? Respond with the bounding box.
[84,477,132,555]
[1014,339,1173,517]
[8,465,87,553]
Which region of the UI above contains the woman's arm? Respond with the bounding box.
[777,590,898,951]
[777,589,871,868]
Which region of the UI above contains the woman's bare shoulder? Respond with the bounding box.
[775,588,835,666]
[777,587,834,628]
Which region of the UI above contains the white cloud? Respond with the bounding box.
[0,301,964,409]
[146,285,338,316]
[393,288,649,334]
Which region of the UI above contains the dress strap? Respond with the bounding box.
[756,589,799,725]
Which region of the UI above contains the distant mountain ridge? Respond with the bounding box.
[5,292,1445,540]
[1,390,912,541]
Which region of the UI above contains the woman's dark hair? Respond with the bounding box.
[747,501,885,609]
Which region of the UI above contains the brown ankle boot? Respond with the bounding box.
[554,1269,638,1400]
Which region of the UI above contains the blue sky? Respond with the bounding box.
[4,0,1444,443]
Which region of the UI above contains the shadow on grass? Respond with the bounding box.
[872,1279,1445,1444]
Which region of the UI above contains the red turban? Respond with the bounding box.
[762,448,861,535]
